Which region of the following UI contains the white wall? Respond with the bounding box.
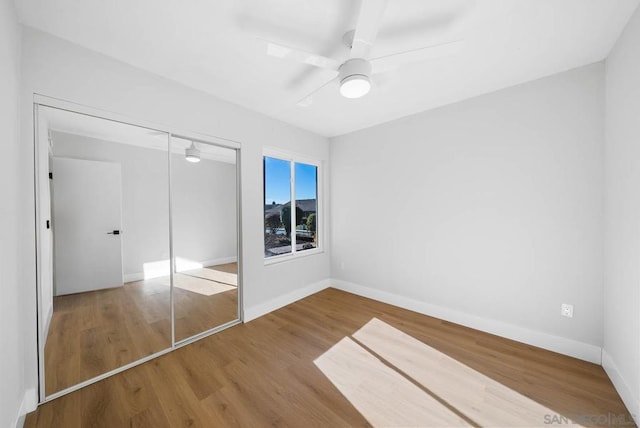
[0,1,30,427]
[603,3,640,419]
[21,27,330,402]
[331,63,605,362]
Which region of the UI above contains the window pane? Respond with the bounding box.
[264,157,292,257]
[295,162,318,252]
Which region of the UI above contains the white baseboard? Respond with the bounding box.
[243,279,331,322]
[123,272,144,283]
[330,279,602,364]
[602,350,639,422]
[123,256,238,283]
[13,388,38,428]
[201,256,238,267]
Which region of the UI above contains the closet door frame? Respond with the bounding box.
[33,94,244,404]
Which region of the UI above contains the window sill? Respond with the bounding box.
[264,248,324,266]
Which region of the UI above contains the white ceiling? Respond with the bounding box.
[17,0,639,137]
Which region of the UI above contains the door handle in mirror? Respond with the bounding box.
[107,230,121,235]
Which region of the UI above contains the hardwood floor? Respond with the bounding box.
[44,263,238,395]
[31,288,634,427]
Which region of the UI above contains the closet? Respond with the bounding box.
[34,99,242,401]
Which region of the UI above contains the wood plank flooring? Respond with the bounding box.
[44,263,238,395]
[31,288,634,427]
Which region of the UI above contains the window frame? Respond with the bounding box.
[263,148,323,265]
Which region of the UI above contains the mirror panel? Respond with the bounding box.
[171,137,239,342]
[38,106,172,396]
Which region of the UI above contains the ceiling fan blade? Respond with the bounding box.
[296,75,338,107]
[370,39,464,74]
[350,0,389,59]
[259,39,341,71]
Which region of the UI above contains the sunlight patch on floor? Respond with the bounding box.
[159,274,235,297]
[315,336,470,427]
[315,318,579,428]
[181,267,237,287]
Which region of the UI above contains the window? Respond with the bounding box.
[264,153,320,260]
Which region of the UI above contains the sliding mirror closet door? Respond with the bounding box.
[37,106,172,397]
[171,137,239,342]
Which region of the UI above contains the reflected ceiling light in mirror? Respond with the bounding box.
[185,141,200,163]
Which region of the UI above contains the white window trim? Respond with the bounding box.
[263,148,323,265]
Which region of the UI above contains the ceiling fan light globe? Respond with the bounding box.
[340,75,371,99]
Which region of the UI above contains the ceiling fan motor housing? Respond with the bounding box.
[339,58,372,82]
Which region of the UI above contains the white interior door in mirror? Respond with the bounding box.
[52,157,124,295]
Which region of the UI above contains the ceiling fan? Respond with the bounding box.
[259,0,465,106]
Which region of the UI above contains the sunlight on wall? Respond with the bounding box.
[314,318,579,428]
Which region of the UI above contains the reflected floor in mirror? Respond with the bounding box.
[174,263,238,342]
[44,262,238,395]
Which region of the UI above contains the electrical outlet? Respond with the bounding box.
[561,303,573,318]
[340,261,345,270]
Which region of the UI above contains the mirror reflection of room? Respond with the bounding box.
[38,106,172,395]
[171,137,239,342]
